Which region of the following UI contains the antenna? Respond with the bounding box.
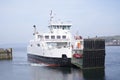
[49,10,56,23]
[50,10,53,23]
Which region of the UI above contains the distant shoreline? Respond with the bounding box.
[106,44,120,46]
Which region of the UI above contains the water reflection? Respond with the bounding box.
[30,66,72,80]
[83,68,105,80]
[30,65,105,80]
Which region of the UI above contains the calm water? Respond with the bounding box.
[0,44,120,80]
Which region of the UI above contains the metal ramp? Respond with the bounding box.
[71,38,105,69]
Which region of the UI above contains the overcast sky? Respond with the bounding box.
[0,0,120,44]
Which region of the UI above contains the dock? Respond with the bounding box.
[71,38,105,69]
[0,48,12,60]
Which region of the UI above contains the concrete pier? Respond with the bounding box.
[0,48,12,60]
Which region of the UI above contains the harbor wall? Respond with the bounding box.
[0,48,12,60]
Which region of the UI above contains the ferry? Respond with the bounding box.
[27,12,74,66]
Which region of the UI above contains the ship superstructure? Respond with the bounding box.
[27,14,73,66]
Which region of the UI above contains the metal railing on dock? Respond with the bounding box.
[0,48,12,60]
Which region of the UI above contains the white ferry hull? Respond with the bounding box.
[27,53,72,67]
[27,44,72,66]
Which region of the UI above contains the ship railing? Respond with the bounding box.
[48,46,70,49]
[42,39,70,42]
[50,21,72,26]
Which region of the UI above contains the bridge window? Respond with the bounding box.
[62,26,70,30]
[62,26,65,30]
[67,26,70,30]
[57,26,59,29]
[60,26,62,29]
[54,26,56,29]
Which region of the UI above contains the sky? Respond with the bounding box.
[0,0,120,44]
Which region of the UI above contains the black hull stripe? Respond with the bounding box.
[27,54,72,67]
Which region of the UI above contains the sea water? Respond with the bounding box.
[0,44,120,80]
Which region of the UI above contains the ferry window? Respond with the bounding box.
[51,36,55,39]
[62,27,64,30]
[38,35,43,39]
[57,35,61,39]
[60,26,62,29]
[45,36,49,39]
[57,26,59,29]
[37,44,40,47]
[64,26,66,29]
[62,26,66,30]
[54,26,56,29]
[62,36,66,39]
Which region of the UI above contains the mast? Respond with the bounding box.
[50,10,53,24]
[33,25,37,35]
[50,10,54,24]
